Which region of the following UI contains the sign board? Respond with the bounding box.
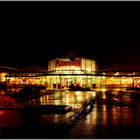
[55,58,81,67]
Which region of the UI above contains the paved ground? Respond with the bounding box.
[0,89,140,138]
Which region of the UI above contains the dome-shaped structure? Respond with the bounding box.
[48,52,97,74]
[46,52,97,89]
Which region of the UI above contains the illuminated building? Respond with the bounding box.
[46,57,97,89]
[6,52,97,89]
[7,65,48,87]
[4,54,140,90]
[0,66,18,88]
[97,64,140,88]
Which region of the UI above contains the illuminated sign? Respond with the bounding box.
[55,59,81,67]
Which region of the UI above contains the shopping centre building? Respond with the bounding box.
[6,55,97,89]
[1,52,140,90]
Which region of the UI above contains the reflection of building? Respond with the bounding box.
[3,53,140,89]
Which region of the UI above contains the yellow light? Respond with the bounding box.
[114,72,119,75]
[91,91,96,97]
[87,68,91,72]
[100,88,107,92]
[103,93,106,99]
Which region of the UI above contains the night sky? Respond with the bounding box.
[1,2,140,70]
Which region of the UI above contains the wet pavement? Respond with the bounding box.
[1,89,140,138]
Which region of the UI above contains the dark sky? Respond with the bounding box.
[1,2,140,70]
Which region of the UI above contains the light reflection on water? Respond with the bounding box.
[24,90,139,132]
[95,105,133,127]
[0,110,23,129]
[27,91,96,110]
[65,104,139,138]
[1,90,140,138]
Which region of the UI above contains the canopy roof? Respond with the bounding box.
[17,65,48,73]
[101,64,140,72]
[0,66,18,72]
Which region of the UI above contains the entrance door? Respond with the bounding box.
[64,78,72,88]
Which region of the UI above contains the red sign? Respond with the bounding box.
[55,59,81,67]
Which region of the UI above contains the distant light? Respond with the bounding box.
[114,72,119,75]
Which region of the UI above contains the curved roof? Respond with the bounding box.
[49,51,96,61]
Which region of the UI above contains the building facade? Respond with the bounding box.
[4,55,140,90]
[46,57,97,89]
